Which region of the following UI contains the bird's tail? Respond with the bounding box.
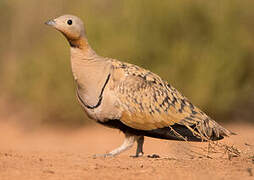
[187,118,235,141]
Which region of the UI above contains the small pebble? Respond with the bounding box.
[247,168,253,176]
[147,154,160,158]
[43,170,55,174]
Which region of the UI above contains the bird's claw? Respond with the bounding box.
[92,153,115,158]
[130,152,144,158]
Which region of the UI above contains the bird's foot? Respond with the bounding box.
[130,151,144,158]
[92,153,115,158]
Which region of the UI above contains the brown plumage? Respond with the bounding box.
[46,15,234,157]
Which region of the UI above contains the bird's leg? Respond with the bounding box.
[94,133,136,158]
[130,136,144,158]
[135,136,144,157]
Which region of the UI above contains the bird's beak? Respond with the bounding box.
[45,19,56,27]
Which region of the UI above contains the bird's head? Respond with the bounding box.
[45,15,87,48]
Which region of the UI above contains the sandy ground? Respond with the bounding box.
[0,122,253,180]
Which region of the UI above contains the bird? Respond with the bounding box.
[45,15,234,157]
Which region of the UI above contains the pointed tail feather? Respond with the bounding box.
[194,118,235,140]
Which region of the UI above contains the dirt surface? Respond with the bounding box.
[0,122,253,180]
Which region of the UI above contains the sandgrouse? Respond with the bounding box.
[45,15,233,157]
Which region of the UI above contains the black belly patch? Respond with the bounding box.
[98,120,223,142]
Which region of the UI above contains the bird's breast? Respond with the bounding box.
[77,79,122,122]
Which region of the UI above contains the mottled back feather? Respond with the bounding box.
[109,59,232,140]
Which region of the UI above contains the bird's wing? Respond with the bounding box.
[110,60,231,139]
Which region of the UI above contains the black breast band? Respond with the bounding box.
[76,73,111,109]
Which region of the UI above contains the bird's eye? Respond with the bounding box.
[67,20,72,25]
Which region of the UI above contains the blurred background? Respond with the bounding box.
[0,0,253,129]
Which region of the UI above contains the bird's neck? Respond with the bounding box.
[68,36,93,53]
[70,45,111,107]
